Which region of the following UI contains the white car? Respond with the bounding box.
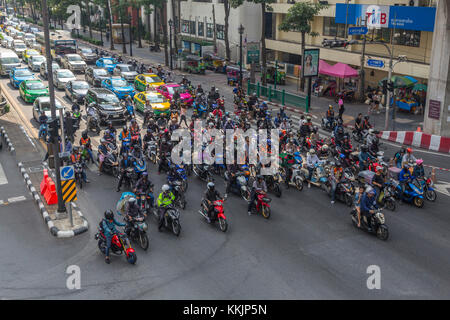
[12,40,26,57]
[23,33,36,46]
[1,36,13,48]
[53,69,76,90]
[33,96,65,122]
[28,55,46,72]
[61,54,87,73]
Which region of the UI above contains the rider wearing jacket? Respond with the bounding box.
[157,184,176,229]
[119,126,131,155]
[203,182,222,223]
[306,149,320,187]
[116,153,133,192]
[248,175,268,215]
[399,163,413,201]
[358,145,375,171]
[101,210,126,264]
[133,172,154,208]
[360,187,378,231]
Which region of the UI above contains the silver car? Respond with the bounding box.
[28,55,46,72]
[112,64,138,83]
[40,61,60,80]
[33,96,65,122]
[53,69,76,90]
[61,54,87,73]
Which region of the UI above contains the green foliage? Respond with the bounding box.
[71,31,103,46]
[278,1,328,35]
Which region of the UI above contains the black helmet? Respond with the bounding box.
[257,175,263,181]
[361,145,368,152]
[82,130,88,139]
[104,210,114,220]
[335,159,342,167]
[338,127,344,134]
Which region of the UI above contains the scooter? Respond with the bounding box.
[95,228,137,264]
[250,190,271,219]
[224,171,251,201]
[390,178,425,208]
[192,164,214,182]
[350,208,389,241]
[153,204,181,236]
[417,176,437,202]
[199,197,228,232]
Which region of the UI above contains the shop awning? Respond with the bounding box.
[318,59,332,74]
[320,62,359,78]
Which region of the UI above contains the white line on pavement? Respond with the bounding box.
[0,163,8,186]
[7,196,27,203]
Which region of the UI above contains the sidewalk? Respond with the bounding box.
[77,28,423,133]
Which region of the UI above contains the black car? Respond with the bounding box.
[65,80,90,104]
[84,88,125,125]
[85,67,109,87]
[78,47,98,64]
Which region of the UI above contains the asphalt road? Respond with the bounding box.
[1,46,450,299]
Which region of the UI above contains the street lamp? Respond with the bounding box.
[99,12,103,45]
[168,19,173,70]
[129,15,133,57]
[238,24,244,88]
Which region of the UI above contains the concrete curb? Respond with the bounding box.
[378,131,450,154]
[0,126,16,156]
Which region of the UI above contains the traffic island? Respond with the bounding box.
[19,162,89,238]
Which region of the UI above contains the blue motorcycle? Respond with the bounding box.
[132,155,147,180]
[390,178,425,208]
[417,176,437,202]
[193,101,207,118]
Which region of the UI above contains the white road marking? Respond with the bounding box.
[0,163,8,186]
[434,181,450,197]
[7,196,27,203]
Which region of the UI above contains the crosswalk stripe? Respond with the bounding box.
[0,163,8,186]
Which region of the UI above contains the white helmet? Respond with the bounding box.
[309,148,316,154]
[322,144,329,151]
[162,184,170,192]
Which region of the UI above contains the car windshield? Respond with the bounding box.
[81,48,93,54]
[99,94,119,104]
[15,44,26,49]
[39,101,62,111]
[68,55,82,62]
[15,69,32,77]
[32,56,45,63]
[25,35,34,39]
[103,59,114,65]
[94,69,108,76]
[27,50,38,56]
[0,57,20,64]
[167,86,187,95]
[26,81,45,90]
[120,65,134,72]
[146,95,166,103]
[57,70,74,78]
[145,75,162,83]
[111,79,128,87]
[72,82,89,90]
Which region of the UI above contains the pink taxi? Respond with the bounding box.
[156,83,193,106]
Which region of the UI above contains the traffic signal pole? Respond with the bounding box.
[42,0,66,213]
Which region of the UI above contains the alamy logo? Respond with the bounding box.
[66,265,81,290]
[366,265,381,290]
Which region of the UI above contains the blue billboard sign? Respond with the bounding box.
[348,26,368,35]
[335,4,436,32]
[367,59,384,68]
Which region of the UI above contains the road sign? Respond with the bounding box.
[61,179,77,203]
[367,59,385,68]
[247,42,260,64]
[60,165,74,181]
[348,26,368,35]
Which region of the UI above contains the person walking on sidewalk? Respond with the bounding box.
[338,98,345,120]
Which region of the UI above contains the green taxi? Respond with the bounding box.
[19,79,48,103]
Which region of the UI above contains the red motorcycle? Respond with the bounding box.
[95,229,137,264]
[199,198,228,232]
[251,190,271,219]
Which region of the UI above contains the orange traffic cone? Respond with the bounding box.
[416,126,422,132]
[431,167,437,183]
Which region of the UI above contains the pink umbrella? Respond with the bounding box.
[323,62,359,79]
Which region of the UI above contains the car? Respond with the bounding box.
[85,67,109,87]
[84,88,125,125]
[101,77,135,99]
[77,47,97,64]
[19,79,48,103]
[13,31,24,40]
[112,64,138,82]
[133,91,170,117]
[65,80,90,104]
[22,49,40,64]
[32,96,64,123]
[40,61,60,80]
[30,27,40,34]
[28,55,46,72]
[1,35,13,48]
[12,40,26,57]
[95,57,117,73]
[134,73,164,92]
[23,33,35,46]
[156,83,194,106]
[53,69,76,90]
[61,54,87,73]
[9,67,35,88]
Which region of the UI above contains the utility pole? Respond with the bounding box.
[212,5,217,54]
[129,15,133,56]
[358,17,367,102]
[385,11,397,131]
[107,0,115,50]
[42,0,65,213]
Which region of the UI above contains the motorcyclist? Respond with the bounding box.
[372,168,385,203]
[124,197,144,236]
[119,125,131,155]
[306,148,320,188]
[414,159,425,178]
[100,210,126,264]
[143,128,156,153]
[130,119,141,147]
[330,160,343,204]
[360,186,378,232]
[86,103,97,128]
[401,147,417,167]
[97,138,109,175]
[362,116,372,131]
[340,135,352,166]
[334,126,346,146]
[79,131,94,163]
[248,175,268,215]
[358,144,375,171]
[224,163,239,197]
[116,153,133,192]
[37,111,48,139]
[202,182,222,223]
[325,105,335,129]
[133,172,154,208]
[354,113,363,135]
[71,146,89,183]
[398,163,413,201]
[196,84,204,95]
[157,184,176,230]
[393,147,406,169]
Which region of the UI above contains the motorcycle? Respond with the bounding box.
[169,180,187,210]
[321,117,337,131]
[390,178,425,208]
[136,192,154,215]
[264,172,282,197]
[74,161,85,189]
[193,164,214,182]
[86,112,101,134]
[199,197,228,232]
[99,146,119,177]
[193,101,207,118]
[250,190,271,219]
[153,204,181,236]
[146,140,158,164]
[150,43,161,52]
[417,176,437,202]
[126,215,149,251]
[95,228,137,264]
[376,183,397,211]
[224,171,251,201]
[350,208,389,241]
[302,161,330,191]
[329,178,354,207]
[39,123,48,140]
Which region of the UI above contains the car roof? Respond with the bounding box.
[35,96,63,106]
[165,83,179,87]
[116,64,131,67]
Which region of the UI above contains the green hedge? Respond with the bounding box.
[71,31,103,46]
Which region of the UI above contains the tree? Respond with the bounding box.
[247,0,276,86]
[278,1,327,91]
[223,0,243,61]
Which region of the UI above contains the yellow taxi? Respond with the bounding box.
[134,73,165,92]
[22,49,40,63]
[133,91,170,117]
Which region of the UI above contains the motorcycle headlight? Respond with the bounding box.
[376,212,385,224]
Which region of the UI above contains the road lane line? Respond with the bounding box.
[0,163,8,185]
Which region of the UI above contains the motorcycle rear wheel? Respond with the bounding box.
[295,178,303,191]
[376,225,389,241]
[413,197,424,208]
[97,239,106,254]
[241,189,250,202]
[261,206,271,219]
[345,194,353,207]
[218,217,228,232]
[425,190,437,202]
[385,199,396,211]
[172,219,181,236]
[273,183,282,197]
[139,233,149,251]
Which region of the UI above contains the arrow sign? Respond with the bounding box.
[367,59,385,68]
[60,165,74,181]
[348,27,368,35]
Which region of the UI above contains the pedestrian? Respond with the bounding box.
[179,103,188,128]
[338,98,345,120]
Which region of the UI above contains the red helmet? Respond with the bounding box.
[407,147,413,153]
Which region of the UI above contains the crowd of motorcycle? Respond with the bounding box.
[54,50,438,264]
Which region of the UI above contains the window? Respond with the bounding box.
[216,24,224,40]
[190,21,196,35]
[198,22,204,37]
[322,17,345,38]
[181,20,189,34]
[206,23,213,38]
[393,29,420,47]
